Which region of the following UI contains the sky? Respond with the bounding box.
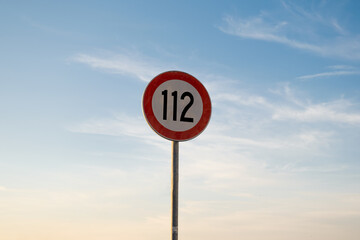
[0,0,360,239]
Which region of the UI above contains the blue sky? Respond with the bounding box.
[1,1,360,239]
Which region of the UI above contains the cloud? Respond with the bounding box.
[68,114,149,138]
[71,50,232,87]
[272,100,360,124]
[219,15,322,53]
[68,85,350,192]
[63,81,360,231]
[215,84,360,125]
[213,93,271,108]
[178,129,336,192]
[297,70,360,80]
[0,186,25,192]
[297,65,360,80]
[328,65,357,70]
[72,51,170,82]
[67,113,167,150]
[68,47,359,199]
[178,193,360,240]
[219,4,360,60]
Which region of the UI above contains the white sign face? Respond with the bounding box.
[152,80,203,131]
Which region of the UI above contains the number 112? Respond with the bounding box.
[161,90,194,122]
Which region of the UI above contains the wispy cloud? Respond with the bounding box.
[68,114,150,138]
[297,65,360,80]
[0,186,26,192]
[298,70,360,80]
[68,44,359,201]
[72,51,171,82]
[67,84,354,187]
[219,15,322,53]
[215,85,360,125]
[67,113,167,150]
[178,193,360,240]
[272,101,360,124]
[328,65,356,70]
[218,3,360,60]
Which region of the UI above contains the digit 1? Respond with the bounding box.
[162,90,168,120]
[172,91,178,121]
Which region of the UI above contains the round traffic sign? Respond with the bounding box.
[143,71,211,141]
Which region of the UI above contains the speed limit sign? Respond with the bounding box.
[142,71,211,141]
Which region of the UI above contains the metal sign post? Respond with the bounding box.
[171,141,179,240]
[142,71,211,240]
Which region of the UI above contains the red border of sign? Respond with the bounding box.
[143,71,211,141]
